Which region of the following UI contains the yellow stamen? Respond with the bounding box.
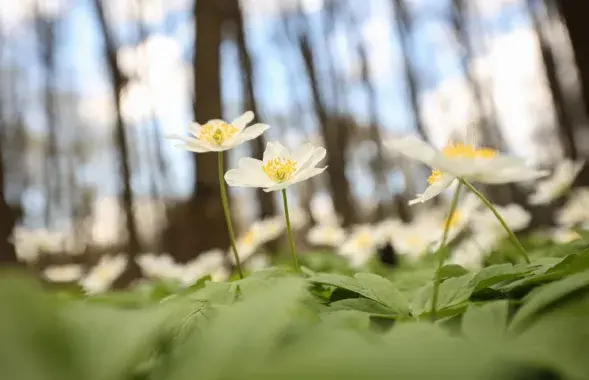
[356,232,373,248]
[441,141,497,160]
[263,158,297,182]
[428,169,443,184]
[444,210,462,229]
[406,235,423,247]
[199,121,239,145]
[243,231,256,246]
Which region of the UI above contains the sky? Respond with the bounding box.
[0,0,579,231]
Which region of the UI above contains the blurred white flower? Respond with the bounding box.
[338,225,376,268]
[447,239,486,271]
[288,205,309,230]
[136,253,184,282]
[386,128,547,205]
[307,224,346,247]
[437,193,481,244]
[166,111,269,152]
[374,219,403,247]
[310,193,341,225]
[471,203,531,235]
[551,228,581,244]
[80,254,128,294]
[43,264,84,283]
[391,221,438,261]
[247,254,271,272]
[231,216,285,264]
[225,142,327,192]
[556,188,589,227]
[529,159,585,205]
[182,249,227,286]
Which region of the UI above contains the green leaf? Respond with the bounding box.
[509,269,589,332]
[319,310,371,330]
[308,273,409,316]
[546,248,589,276]
[410,273,475,317]
[438,264,469,280]
[189,281,238,305]
[471,264,530,293]
[328,298,399,318]
[462,300,509,345]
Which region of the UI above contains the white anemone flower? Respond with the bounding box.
[225,141,327,192]
[136,253,184,281]
[307,224,346,247]
[338,225,376,268]
[166,111,269,152]
[551,228,582,244]
[447,239,486,270]
[247,254,271,272]
[43,264,84,283]
[434,192,481,244]
[181,249,227,286]
[390,222,438,261]
[385,130,548,205]
[556,188,589,227]
[471,203,531,235]
[529,159,585,205]
[80,254,128,294]
[231,216,285,264]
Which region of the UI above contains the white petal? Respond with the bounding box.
[264,166,328,192]
[297,146,326,173]
[230,111,255,130]
[188,122,201,137]
[408,174,456,205]
[385,136,439,167]
[224,123,270,148]
[291,143,315,171]
[166,134,215,152]
[479,166,548,184]
[225,158,274,188]
[263,141,291,162]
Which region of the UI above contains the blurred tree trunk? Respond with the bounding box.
[35,12,60,227]
[391,0,427,139]
[230,0,276,219]
[190,0,228,253]
[556,0,589,121]
[0,137,18,265]
[93,0,142,280]
[299,34,358,226]
[527,0,577,159]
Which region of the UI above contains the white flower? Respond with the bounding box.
[307,224,346,247]
[435,192,481,244]
[12,228,65,262]
[390,221,438,261]
[80,254,128,294]
[556,188,589,227]
[136,253,184,281]
[529,159,585,205]
[373,219,403,247]
[310,193,341,225]
[231,216,285,264]
[225,141,327,192]
[338,225,376,268]
[247,254,271,272]
[182,249,227,286]
[471,203,531,235]
[447,239,486,270]
[288,205,309,230]
[166,111,269,152]
[385,130,547,205]
[551,228,581,244]
[43,264,84,283]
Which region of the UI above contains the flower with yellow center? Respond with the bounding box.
[307,224,346,247]
[444,210,463,229]
[231,216,286,264]
[529,159,585,205]
[79,254,128,294]
[338,225,376,268]
[386,128,547,205]
[166,111,270,152]
[225,141,327,192]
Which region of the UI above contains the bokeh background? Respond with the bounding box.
[1,0,588,278]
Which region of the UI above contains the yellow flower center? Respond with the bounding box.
[356,232,373,248]
[444,210,463,229]
[428,143,498,184]
[263,158,297,182]
[406,235,423,247]
[199,121,239,145]
[95,266,113,281]
[428,169,443,185]
[243,231,256,246]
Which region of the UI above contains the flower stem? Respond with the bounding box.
[218,152,244,279]
[460,178,531,264]
[431,183,463,321]
[281,189,301,274]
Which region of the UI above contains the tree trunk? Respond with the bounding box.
[231,0,276,219]
[527,0,577,159]
[391,0,427,139]
[299,34,358,226]
[93,0,142,281]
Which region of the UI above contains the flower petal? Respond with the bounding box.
[264,166,328,192]
[385,136,439,167]
[298,147,327,173]
[188,122,201,137]
[263,141,291,162]
[225,158,274,188]
[230,111,255,130]
[408,174,456,205]
[291,143,315,171]
[166,134,216,152]
[225,123,270,148]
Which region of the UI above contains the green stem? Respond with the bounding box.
[460,178,531,264]
[281,189,301,274]
[431,183,463,321]
[218,152,244,279]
